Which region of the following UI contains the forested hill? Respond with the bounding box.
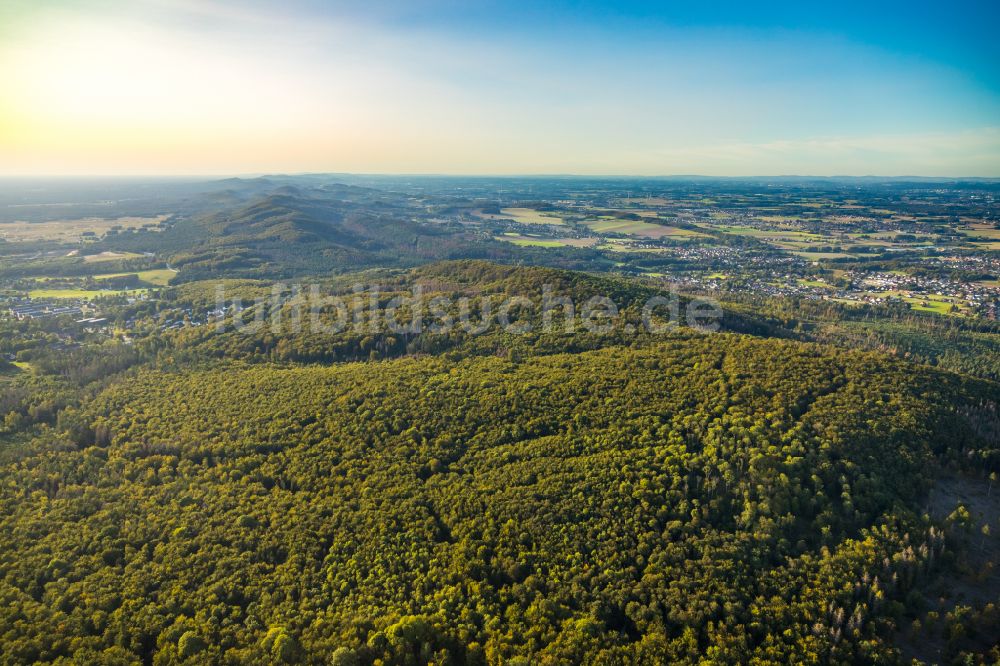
[96,187,598,281]
[1,325,997,663]
[157,260,790,366]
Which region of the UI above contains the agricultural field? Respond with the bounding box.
[500,207,564,225]
[27,287,148,299]
[93,268,178,286]
[960,223,1000,240]
[703,224,823,241]
[18,267,174,300]
[583,217,705,239]
[0,215,168,242]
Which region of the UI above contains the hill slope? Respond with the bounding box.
[0,333,996,664]
[96,185,596,280]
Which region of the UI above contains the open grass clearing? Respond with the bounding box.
[83,251,146,263]
[905,298,960,315]
[865,291,965,315]
[797,278,833,289]
[28,287,149,300]
[93,268,177,286]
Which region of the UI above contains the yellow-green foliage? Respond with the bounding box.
[0,332,993,664]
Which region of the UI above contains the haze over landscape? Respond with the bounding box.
[2,0,999,176]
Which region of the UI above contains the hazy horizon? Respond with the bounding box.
[2,0,999,176]
[2,172,999,181]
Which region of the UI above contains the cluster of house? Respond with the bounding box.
[857,271,995,303]
[8,301,83,320]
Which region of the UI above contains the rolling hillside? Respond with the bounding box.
[0,321,996,664]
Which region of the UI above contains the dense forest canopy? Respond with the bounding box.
[1,323,997,663]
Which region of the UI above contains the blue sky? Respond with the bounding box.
[1,0,997,175]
